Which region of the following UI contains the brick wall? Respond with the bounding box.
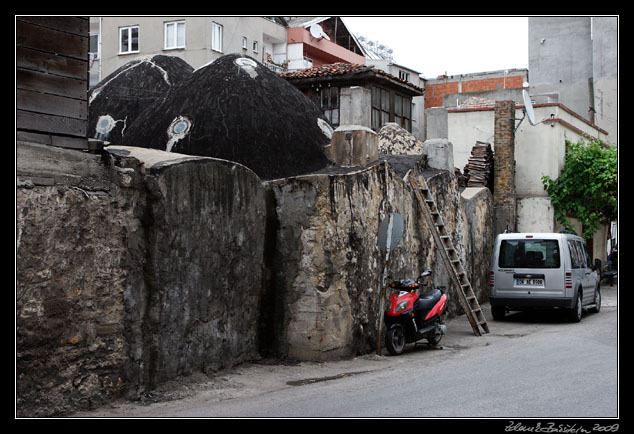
[492,100,517,234]
[425,82,459,108]
[425,74,525,109]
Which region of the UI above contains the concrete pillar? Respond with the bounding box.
[339,86,372,128]
[325,125,378,167]
[422,138,454,171]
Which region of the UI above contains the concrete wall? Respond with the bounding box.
[95,17,287,80]
[528,17,594,125]
[447,102,609,235]
[591,17,618,143]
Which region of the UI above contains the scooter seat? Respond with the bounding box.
[417,289,442,310]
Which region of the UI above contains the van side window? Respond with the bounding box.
[581,242,592,268]
[568,240,586,269]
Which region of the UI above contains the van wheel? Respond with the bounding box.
[567,292,582,323]
[491,305,506,321]
[589,287,601,313]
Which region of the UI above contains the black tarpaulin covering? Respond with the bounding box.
[88,55,194,144]
[117,54,333,180]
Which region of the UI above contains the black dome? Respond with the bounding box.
[118,54,333,180]
[88,55,193,144]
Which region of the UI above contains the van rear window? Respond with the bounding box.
[499,239,561,269]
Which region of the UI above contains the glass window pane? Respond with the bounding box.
[321,89,329,108]
[131,27,139,51]
[177,22,185,47]
[381,89,389,111]
[395,95,402,115]
[331,109,339,126]
[372,86,379,107]
[331,87,338,108]
[404,100,411,117]
[120,28,128,52]
[166,23,174,48]
[372,108,379,130]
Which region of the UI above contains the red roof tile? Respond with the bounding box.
[280,63,424,94]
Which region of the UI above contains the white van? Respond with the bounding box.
[489,232,601,322]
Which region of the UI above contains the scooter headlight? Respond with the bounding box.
[395,301,409,313]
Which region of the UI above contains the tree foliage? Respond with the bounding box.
[541,139,617,241]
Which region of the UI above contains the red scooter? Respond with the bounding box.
[384,270,448,355]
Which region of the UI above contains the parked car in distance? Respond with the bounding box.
[489,232,601,322]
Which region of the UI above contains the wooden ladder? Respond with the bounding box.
[408,175,489,336]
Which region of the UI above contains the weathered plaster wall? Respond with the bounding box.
[264,158,487,361]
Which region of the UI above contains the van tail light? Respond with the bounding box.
[565,272,572,289]
[489,271,495,288]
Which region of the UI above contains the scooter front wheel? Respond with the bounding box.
[385,326,405,355]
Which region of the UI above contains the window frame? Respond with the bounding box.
[320,86,340,127]
[371,85,412,132]
[164,20,186,50]
[211,22,223,53]
[119,25,139,54]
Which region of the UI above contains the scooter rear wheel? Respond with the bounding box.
[385,326,405,355]
[427,325,443,345]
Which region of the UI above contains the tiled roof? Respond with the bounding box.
[280,63,424,94]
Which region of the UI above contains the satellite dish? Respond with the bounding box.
[522,89,536,126]
[309,23,330,41]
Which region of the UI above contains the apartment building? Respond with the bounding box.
[89,16,288,85]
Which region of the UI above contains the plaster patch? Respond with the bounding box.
[165,115,192,152]
[234,57,259,78]
[317,118,333,139]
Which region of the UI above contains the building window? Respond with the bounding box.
[241,36,248,50]
[371,86,390,131]
[252,40,258,53]
[394,93,412,131]
[320,86,340,127]
[398,70,410,82]
[164,21,185,49]
[119,26,139,54]
[212,22,223,52]
[371,86,412,132]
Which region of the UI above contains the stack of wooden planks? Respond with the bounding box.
[463,141,494,190]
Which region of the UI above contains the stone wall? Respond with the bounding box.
[264,158,488,360]
[17,143,139,416]
[16,142,493,415]
[16,143,267,416]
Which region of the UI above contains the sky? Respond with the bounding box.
[340,16,529,79]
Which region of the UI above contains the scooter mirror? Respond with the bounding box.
[417,270,432,283]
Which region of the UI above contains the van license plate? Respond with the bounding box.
[516,278,544,286]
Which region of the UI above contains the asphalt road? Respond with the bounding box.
[73,282,618,419]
